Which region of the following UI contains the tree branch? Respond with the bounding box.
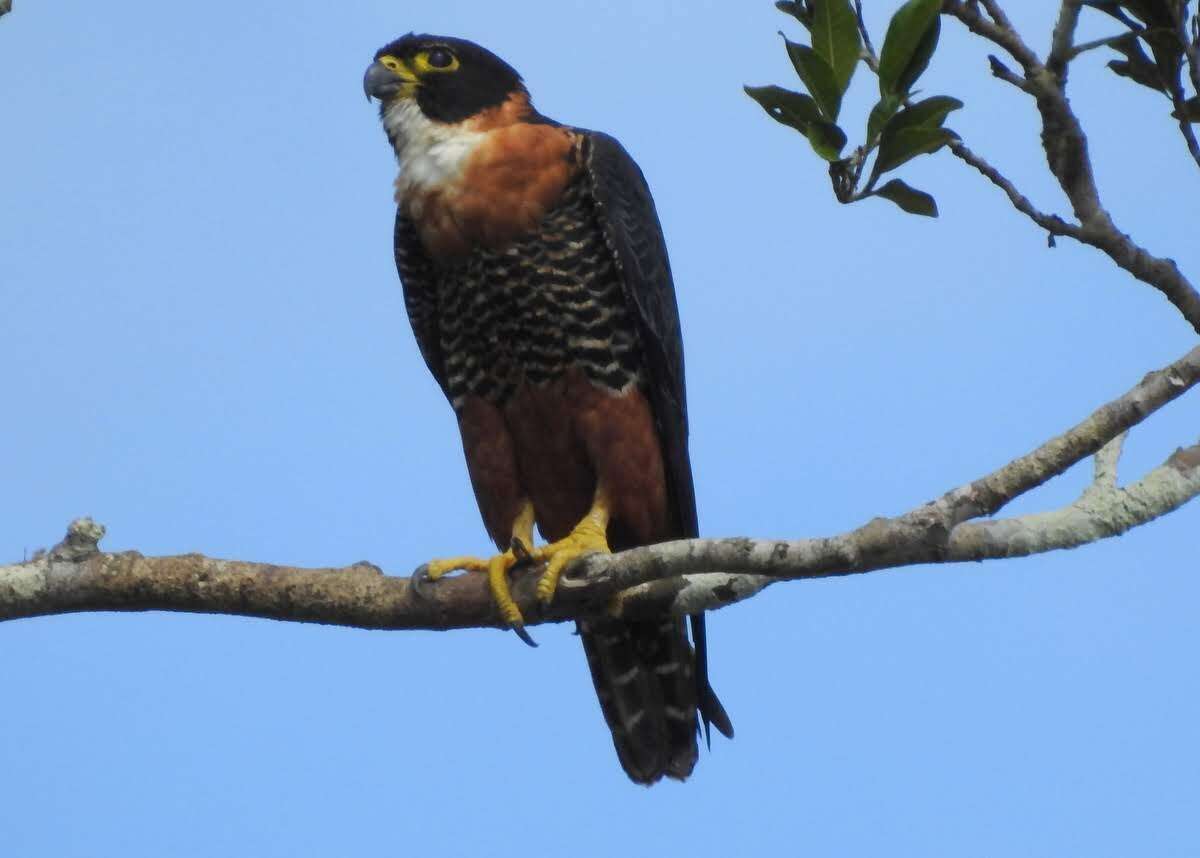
[1083,431,1125,494]
[1170,94,1200,171]
[986,53,1035,91]
[855,0,880,73]
[1066,31,1138,61]
[948,440,1200,560]
[6,345,1198,629]
[941,0,1041,73]
[947,139,1082,242]
[1047,0,1083,77]
[617,437,1200,619]
[1166,11,1200,172]
[942,1,1200,334]
[1187,19,1200,108]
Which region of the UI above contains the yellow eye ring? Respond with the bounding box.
[414,47,459,73]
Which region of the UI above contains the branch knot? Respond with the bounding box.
[49,518,106,562]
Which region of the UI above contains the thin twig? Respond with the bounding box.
[1067,31,1139,61]
[937,345,1200,524]
[947,139,1082,239]
[948,440,1200,561]
[943,0,1041,72]
[1171,94,1200,169]
[1047,0,1084,77]
[1082,431,1126,498]
[855,0,880,72]
[988,54,1033,91]
[1185,14,1200,105]
[943,1,1200,333]
[1164,12,1200,170]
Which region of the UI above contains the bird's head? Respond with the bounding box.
[364,34,527,127]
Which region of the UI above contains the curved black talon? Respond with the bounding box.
[410,564,434,600]
[512,624,538,648]
[510,536,533,566]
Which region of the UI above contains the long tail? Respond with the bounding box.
[579,616,732,784]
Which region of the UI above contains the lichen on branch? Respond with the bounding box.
[5,345,1198,631]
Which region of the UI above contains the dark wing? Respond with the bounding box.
[581,131,696,537]
[581,130,733,742]
[394,209,450,400]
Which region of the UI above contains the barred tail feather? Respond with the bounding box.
[579,617,703,784]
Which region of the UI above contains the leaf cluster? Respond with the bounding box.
[746,0,959,217]
[1088,0,1200,121]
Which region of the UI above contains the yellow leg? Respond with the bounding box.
[532,485,611,606]
[413,501,539,646]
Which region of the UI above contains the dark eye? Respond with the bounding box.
[427,48,454,69]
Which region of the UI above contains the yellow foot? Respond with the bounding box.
[412,541,538,647]
[531,517,611,607]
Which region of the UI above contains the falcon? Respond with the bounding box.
[364,34,732,784]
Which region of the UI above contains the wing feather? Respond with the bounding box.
[581,131,733,742]
[393,210,449,399]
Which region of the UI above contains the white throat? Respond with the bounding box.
[382,99,487,205]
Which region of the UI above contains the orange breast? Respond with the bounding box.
[411,122,577,260]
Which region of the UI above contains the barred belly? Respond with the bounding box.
[436,179,643,409]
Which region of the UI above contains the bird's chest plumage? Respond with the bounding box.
[435,178,643,409]
[391,102,579,259]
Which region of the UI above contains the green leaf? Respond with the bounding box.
[1141,26,1184,91]
[866,94,901,145]
[873,124,956,175]
[784,37,843,119]
[1107,58,1165,91]
[1087,2,1153,30]
[1119,0,1181,27]
[811,0,861,96]
[870,98,961,179]
[872,178,939,216]
[1103,24,1183,94]
[775,0,813,29]
[897,15,940,94]
[806,120,848,160]
[744,84,846,159]
[878,0,942,96]
[744,84,823,131]
[883,95,964,136]
[1086,1,1138,26]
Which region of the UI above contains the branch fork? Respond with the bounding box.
[5,346,1198,630]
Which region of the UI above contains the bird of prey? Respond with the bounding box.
[364,34,732,784]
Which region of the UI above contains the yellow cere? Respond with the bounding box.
[377,54,417,81]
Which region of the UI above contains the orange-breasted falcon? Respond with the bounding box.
[364,34,732,784]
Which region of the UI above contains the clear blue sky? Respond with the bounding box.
[3,2,1198,855]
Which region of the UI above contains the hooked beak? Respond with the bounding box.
[363,61,404,102]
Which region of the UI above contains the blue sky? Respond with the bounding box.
[3,2,1198,855]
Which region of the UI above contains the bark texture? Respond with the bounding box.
[6,346,1198,631]
[942,0,1200,333]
